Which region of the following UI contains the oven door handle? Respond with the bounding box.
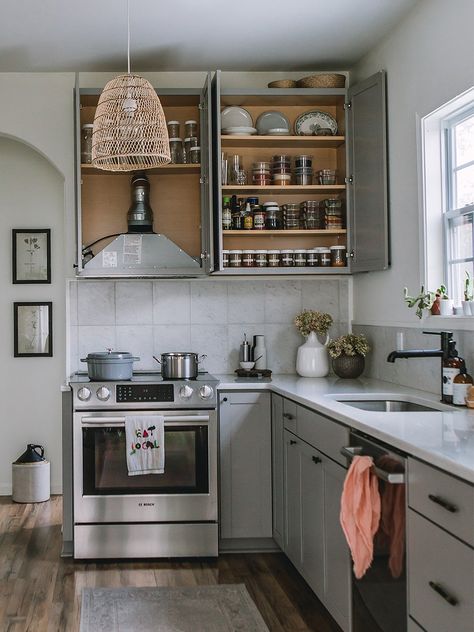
[81,415,211,427]
[340,446,405,484]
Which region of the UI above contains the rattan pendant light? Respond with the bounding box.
[91,0,170,171]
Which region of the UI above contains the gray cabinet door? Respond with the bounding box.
[211,70,222,271]
[284,430,302,569]
[271,394,285,548]
[219,392,272,539]
[200,71,214,273]
[347,70,389,272]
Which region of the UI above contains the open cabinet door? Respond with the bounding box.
[200,71,214,274]
[347,71,389,272]
[211,70,222,272]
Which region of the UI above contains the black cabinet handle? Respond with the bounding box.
[312,456,322,464]
[428,581,458,606]
[428,494,458,513]
[283,413,294,420]
[290,440,297,445]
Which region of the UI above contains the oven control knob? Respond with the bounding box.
[96,386,111,401]
[199,385,214,400]
[179,385,194,399]
[77,386,91,401]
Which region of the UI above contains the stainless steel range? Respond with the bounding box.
[70,371,219,559]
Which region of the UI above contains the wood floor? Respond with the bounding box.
[0,496,342,632]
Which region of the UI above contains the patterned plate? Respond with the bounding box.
[294,110,338,136]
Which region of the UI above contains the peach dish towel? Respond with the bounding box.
[340,455,381,579]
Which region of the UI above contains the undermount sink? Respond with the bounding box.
[337,399,441,413]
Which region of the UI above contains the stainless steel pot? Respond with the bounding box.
[153,352,207,380]
[81,350,140,381]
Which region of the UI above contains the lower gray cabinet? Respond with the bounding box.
[284,429,302,567]
[219,391,272,540]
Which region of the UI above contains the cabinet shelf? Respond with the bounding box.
[222,185,346,193]
[221,135,345,148]
[81,163,201,175]
[223,229,346,236]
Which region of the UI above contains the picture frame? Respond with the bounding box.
[12,229,51,284]
[14,302,53,357]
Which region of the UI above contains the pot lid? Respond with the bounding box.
[14,444,45,463]
[161,351,198,357]
[85,350,135,360]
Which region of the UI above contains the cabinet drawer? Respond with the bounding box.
[408,510,474,632]
[297,405,349,466]
[283,399,297,433]
[408,458,474,546]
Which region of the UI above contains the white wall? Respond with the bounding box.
[0,73,75,494]
[351,0,474,327]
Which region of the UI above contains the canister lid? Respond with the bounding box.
[185,120,197,124]
[82,123,94,128]
[167,120,180,125]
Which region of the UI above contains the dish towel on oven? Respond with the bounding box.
[340,455,381,579]
[125,415,165,476]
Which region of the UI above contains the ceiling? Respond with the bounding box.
[0,0,420,72]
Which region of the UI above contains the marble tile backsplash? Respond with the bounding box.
[354,324,474,395]
[69,279,350,375]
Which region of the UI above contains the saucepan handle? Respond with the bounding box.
[153,355,162,365]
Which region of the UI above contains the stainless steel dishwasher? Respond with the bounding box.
[341,431,407,632]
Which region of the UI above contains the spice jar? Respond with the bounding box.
[184,120,198,138]
[265,208,280,230]
[253,207,266,230]
[167,120,180,138]
[267,250,281,267]
[306,250,319,267]
[273,173,292,186]
[255,250,268,267]
[190,146,200,164]
[81,124,93,164]
[184,137,199,162]
[169,138,184,164]
[330,245,347,267]
[294,249,307,266]
[242,202,253,230]
[229,250,243,267]
[242,250,256,267]
[281,249,294,267]
[319,248,331,267]
[222,250,230,268]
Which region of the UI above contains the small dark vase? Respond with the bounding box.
[332,354,365,379]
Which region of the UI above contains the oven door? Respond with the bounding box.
[73,410,217,524]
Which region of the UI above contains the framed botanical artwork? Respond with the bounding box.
[14,302,53,357]
[12,229,51,284]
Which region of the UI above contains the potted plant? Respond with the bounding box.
[436,284,453,316]
[403,286,436,319]
[294,310,333,377]
[462,271,473,316]
[327,333,370,379]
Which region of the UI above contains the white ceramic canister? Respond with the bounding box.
[12,461,50,503]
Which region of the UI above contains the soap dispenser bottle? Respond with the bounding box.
[239,333,251,362]
[442,340,463,404]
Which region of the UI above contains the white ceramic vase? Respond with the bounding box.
[439,298,453,316]
[296,331,329,377]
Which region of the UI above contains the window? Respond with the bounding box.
[444,106,474,304]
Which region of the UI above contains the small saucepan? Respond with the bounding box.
[153,352,207,380]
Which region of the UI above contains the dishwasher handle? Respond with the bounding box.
[340,446,405,484]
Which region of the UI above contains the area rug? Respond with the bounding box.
[80,584,269,631]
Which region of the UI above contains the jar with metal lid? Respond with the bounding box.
[281,249,294,267]
[81,124,93,164]
[242,250,256,267]
[267,250,281,267]
[184,137,199,162]
[255,250,268,267]
[167,120,180,138]
[265,207,281,230]
[330,245,347,267]
[319,248,331,267]
[242,202,253,230]
[169,138,184,164]
[294,249,307,266]
[222,250,230,267]
[306,250,319,266]
[253,207,266,230]
[190,146,200,164]
[229,250,243,267]
[184,120,198,138]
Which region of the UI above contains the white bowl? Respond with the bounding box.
[240,361,255,370]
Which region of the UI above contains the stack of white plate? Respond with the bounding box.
[256,111,291,136]
[221,106,257,135]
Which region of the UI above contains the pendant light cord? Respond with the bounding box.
[127,0,131,74]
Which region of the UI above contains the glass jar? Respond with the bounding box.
[281,249,294,267]
[222,196,232,231]
[236,169,248,185]
[81,124,93,164]
[243,203,253,230]
[319,248,331,267]
[294,249,307,266]
[184,120,198,138]
[222,250,230,267]
[318,169,336,185]
[242,250,255,267]
[253,207,266,230]
[265,208,280,230]
[306,250,319,267]
[273,173,292,186]
[255,250,268,267]
[229,250,243,267]
[169,138,184,164]
[267,250,281,267]
[190,146,200,164]
[167,120,180,139]
[184,137,198,162]
[330,245,347,267]
[294,155,313,168]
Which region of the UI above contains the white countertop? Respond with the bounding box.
[215,375,474,484]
